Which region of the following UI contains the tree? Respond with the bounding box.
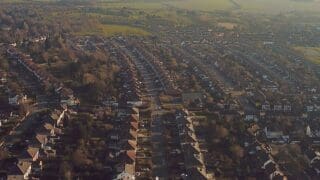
[19,102,32,116]
[216,125,229,139]
[230,144,244,159]
[72,148,92,168]
[82,73,96,85]
[0,150,8,160]
[59,161,73,180]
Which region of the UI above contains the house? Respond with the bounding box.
[261,159,287,180]
[113,172,135,180]
[273,105,282,111]
[0,76,7,84]
[306,125,313,137]
[60,94,80,107]
[270,171,286,180]
[37,122,55,136]
[114,151,136,179]
[245,114,258,122]
[8,95,20,106]
[127,101,143,107]
[19,146,39,162]
[35,133,48,148]
[307,106,314,112]
[310,88,317,93]
[305,149,320,164]
[264,127,283,139]
[262,103,271,111]
[50,108,67,126]
[262,159,275,169]
[283,105,292,112]
[40,146,57,158]
[0,25,11,31]
[7,160,32,180]
[305,125,320,138]
[310,158,320,176]
[8,94,27,106]
[182,92,204,105]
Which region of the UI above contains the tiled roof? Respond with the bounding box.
[126,150,136,162]
[130,122,138,130]
[35,133,47,144]
[26,147,39,159]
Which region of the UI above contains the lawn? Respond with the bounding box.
[99,24,150,36]
[218,22,237,30]
[75,24,150,37]
[166,0,233,11]
[99,0,233,11]
[293,46,320,64]
[98,1,164,10]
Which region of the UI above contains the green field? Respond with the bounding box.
[99,0,320,13]
[101,1,164,9]
[166,0,233,11]
[75,24,150,37]
[97,0,233,11]
[293,46,320,64]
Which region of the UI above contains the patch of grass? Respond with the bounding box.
[293,46,320,64]
[97,1,164,10]
[166,0,233,11]
[162,103,183,110]
[75,24,150,37]
[99,0,233,12]
[218,22,237,30]
[99,24,150,36]
[152,10,193,25]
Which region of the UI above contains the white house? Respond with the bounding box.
[264,127,283,139]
